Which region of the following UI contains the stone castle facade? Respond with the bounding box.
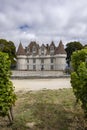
[16,40,66,71]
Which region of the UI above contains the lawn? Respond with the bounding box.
[0,88,86,130]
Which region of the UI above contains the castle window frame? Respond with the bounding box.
[41,59,44,63]
[51,58,54,63]
[27,65,29,70]
[32,45,36,54]
[33,58,36,63]
[41,65,44,71]
[50,65,54,70]
[26,47,30,54]
[50,46,54,55]
[41,46,44,55]
[27,58,29,63]
[33,65,36,70]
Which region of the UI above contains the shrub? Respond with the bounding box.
[0,52,16,123]
[71,49,87,117]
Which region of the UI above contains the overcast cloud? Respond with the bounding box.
[0,0,87,47]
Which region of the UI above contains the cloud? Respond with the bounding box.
[0,0,87,47]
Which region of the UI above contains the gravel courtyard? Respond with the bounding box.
[12,78,71,92]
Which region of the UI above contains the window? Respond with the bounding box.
[26,47,30,54]
[41,65,44,71]
[50,46,54,53]
[50,46,54,50]
[33,65,36,70]
[27,65,29,70]
[33,59,36,63]
[51,65,54,70]
[41,51,44,55]
[41,59,44,63]
[41,46,44,55]
[32,46,36,55]
[50,46,54,55]
[27,59,29,63]
[51,58,54,63]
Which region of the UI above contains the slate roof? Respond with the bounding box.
[16,42,26,55]
[55,40,66,54]
[17,40,66,55]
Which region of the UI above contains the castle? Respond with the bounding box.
[16,40,66,71]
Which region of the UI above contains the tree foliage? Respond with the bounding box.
[0,52,16,122]
[65,41,83,66]
[71,48,87,116]
[0,39,16,68]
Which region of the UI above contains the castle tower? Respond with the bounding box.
[16,42,27,70]
[55,40,66,70]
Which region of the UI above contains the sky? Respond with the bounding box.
[0,0,87,47]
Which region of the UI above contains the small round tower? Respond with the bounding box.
[16,42,27,70]
[55,40,66,70]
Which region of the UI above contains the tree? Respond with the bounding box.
[0,52,16,123]
[0,39,16,69]
[65,41,83,66]
[71,48,87,117]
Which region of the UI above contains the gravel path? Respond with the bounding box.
[12,78,71,92]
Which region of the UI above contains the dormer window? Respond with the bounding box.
[32,45,36,55]
[26,47,30,54]
[41,46,44,55]
[50,46,54,55]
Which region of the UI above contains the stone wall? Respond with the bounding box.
[17,54,66,71]
[12,70,65,78]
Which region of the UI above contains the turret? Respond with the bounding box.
[55,40,66,70]
[16,42,27,70]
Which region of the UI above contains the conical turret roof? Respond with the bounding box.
[55,40,66,54]
[16,42,26,55]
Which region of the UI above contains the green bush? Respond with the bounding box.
[0,52,16,122]
[71,49,87,117]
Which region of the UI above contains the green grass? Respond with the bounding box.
[0,88,87,130]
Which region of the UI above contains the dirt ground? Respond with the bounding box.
[12,78,71,92]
